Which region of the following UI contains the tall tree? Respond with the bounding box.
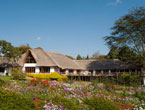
[105,46,119,59]
[17,44,31,54]
[0,40,21,63]
[76,54,82,60]
[118,46,136,62]
[86,55,89,60]
[0,40,13,57]
[104,7,145,65]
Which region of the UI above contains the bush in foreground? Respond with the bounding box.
[83,96,119,110]
[10,68,25,80]
[0,78,5,87]
[0,87,36,110]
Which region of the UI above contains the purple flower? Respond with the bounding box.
[64,88,69,94]
[33,96,36,100]
[61,105,64,110]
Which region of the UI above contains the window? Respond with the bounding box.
[26,67,35,73]
[25,52,36,63]
[40,67,50,73]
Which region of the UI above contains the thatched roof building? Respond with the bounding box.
[17,47,142,75]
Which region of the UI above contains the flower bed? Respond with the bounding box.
[1,78,145,110]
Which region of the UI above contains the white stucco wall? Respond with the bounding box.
[108,70,111,75]
[73,70,77,75]
[93,70,96,76]
[22,63,60,74]
[65,70,69,75]
[143,77,145,85]
[50,67,60,73]
[35,67,40,73]
[84,71,89,76]
[50,67,55,73]
[24,63,36,67]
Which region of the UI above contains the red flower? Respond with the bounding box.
[50,87,55,90]
[30,78,37,86]
[41,80,48,83]
[30,78,37,82]
[41,80,49,87]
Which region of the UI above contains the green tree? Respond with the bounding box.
[86,55,89,60]
[0,40,21,63]
[118,46,136,62]
[104,7,145,65]
[0,40,13,57]
[17,44,31,54]
[76,54,82,60]
[105,46,136,62]
[105,46,119,59]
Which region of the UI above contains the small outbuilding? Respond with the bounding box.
[0,57,18,76]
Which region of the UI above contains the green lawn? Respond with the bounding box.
[0,75,12,81]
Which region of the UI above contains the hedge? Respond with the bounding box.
[26,72,67,81]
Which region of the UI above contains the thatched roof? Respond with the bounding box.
[19,47,81,69]
[0,57,18,67]
[45,51,81,69]
[75,59,132,70]
[18,47,136,70]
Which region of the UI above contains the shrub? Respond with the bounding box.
[10,68,25,80]
[119,73,142,86]
[26,73,67,81]
[83,96,119,110]
[26,73,50,80]
[120,73,131,84]
[134,90,145,102]
[50,72,61,80]
[0,87,36,110]
[61,75,67,81]
[0,78,5,87]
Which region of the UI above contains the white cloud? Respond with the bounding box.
[36,37,41,40]
[107,0,122,6]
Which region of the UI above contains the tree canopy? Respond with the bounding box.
[106,46,136,62]
[0,40,31,63]
[105,47,119,59]
[17,44,31,54]
[76,54,82,60]
[104,7,145,65]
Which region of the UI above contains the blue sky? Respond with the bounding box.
[0,0,144,57]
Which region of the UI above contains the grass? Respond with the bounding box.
[0,75,12,81]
